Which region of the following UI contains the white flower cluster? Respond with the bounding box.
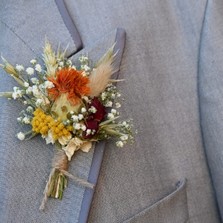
[57,59,73,70]
[70,108,87,135]
[17,106,34,125]
[86,129,96,136]
[30,59,37,64]
[99,118,133,148]
[16,64,24,72]
[17,132,25,140]
[26,67,34,75]
[10,58,49,104]
[116,120,133,147]
[82,96,90,103]
[107,108,119,120]
[22,79,53,107]
[66,103,102,138]
[79,55,91,75]
[15,58,40,79]
[79,55,89,63]
[35,64,42,73]
[116,122,133,147]
[31,77,39,85]
[116,134,130,148]
[44,80,54,89]
[81,64,91,73]
[88,106,97,113]
[12,86,23,99]
[100,84,122,108]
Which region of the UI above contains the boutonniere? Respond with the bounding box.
[0,41,133,210]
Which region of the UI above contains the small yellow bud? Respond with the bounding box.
[54,128,60,134]
[62,129,68,135]
[67,125,73,131]
[58,123,64,130]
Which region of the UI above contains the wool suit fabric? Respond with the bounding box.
[0,0,222,222]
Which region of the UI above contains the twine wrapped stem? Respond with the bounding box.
[39,150,94,210]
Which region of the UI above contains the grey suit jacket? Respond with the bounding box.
[0,0,222,222]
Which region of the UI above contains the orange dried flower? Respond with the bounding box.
[48,68,90,105]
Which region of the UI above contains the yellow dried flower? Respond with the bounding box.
[32,108,72,140]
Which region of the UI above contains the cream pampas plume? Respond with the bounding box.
[89,44,117,97]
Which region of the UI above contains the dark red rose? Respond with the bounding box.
[90,97,106,122]
[83,119,99,139]
[83,98,106,138]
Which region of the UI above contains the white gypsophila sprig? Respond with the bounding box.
[16,64,24,72]
[71,115,79,122]
[35,98,43,106]
[24,82,29,88]
[78,55,91,76]
[58,61,64,67]
[86,129,91,136]
[79,55,89,63]
[17,132,25,140]
[88,106,97,113]
[31,78,39,85]
[24,83,51,108]
[107,113,115,120]
[81,64,91,72]
[115,102,121,108]
[99,83,122,108]
[32,85,41,97]
[63,120,71,126]
[35,64,42,72]
[116,141,124,148]
[105,101,113,107]
[120,134,129,141]
[107,109,119,120]
[30,59,37,64]
[26,67,34,75]
[44,80,54,89]
[70,111,87,133]
[82,96,91,103]
[81,107,87,113]
[22,116,31,124]
[36,96,50,107]
[78,114,84,120]
[111,109,118,115]
[12,86,23,99]
[66,59,72,67]
[98,118,134,147]
[26,106,34,113]
[26,86,33,95]
[17,117,22,123]
[59,58,72,69]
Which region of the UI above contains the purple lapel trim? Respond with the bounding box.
[79,28,126,223]
[55,0,82,53]
[55,1,126,221]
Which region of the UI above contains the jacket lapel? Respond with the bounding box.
[0,0,77,57]
[70,28,126,223]
[0,1,126,222]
